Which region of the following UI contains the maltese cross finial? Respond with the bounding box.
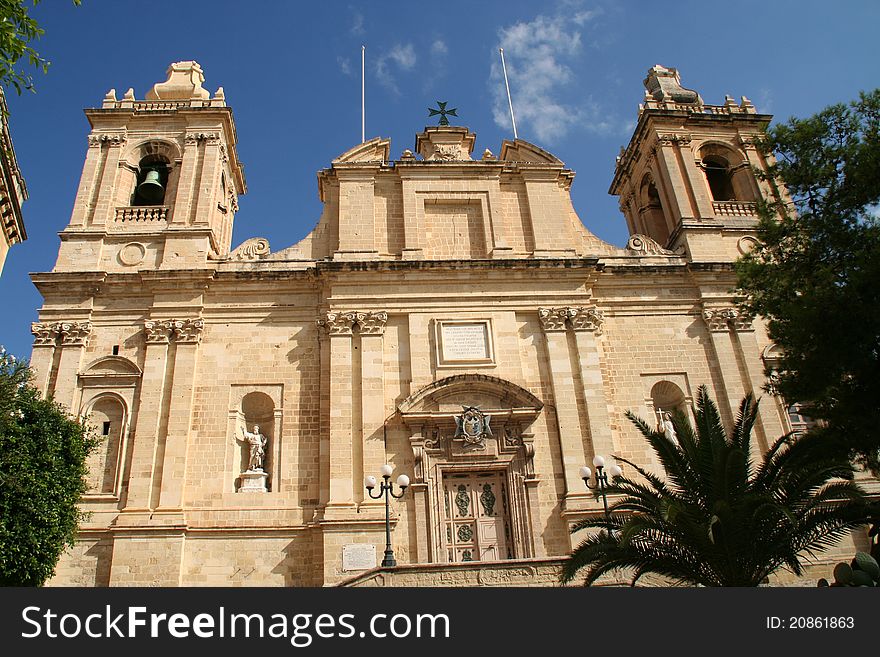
[428,101,458,126]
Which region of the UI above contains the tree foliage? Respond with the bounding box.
[561,386,866,587]
[0,347,96,586]
[0,0,81,94]
[735,89,880,472]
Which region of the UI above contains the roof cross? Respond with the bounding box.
[428,101,458,126]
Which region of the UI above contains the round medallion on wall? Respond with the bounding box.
[737,236,759,255]
[118,242,146,266]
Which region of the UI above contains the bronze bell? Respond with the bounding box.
[137,169,164,203]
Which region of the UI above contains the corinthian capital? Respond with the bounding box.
[538,307,569,333]
[702,306,753,332]
[317,311,388,336]
[317,311,356,336]
[358,312,388,336]
[568,306,605,334]
[144,319,174,344]
[172,318,205,343]
[31,322,60,346]
[59,321,92,346]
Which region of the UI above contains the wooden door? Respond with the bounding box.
[443,472,509,562]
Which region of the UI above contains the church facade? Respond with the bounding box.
[32,62,841,587]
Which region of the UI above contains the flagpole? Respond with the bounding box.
[361,45,366,143]
[499,48,518,139]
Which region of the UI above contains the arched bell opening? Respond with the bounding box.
[132,155,169,206]
[638,174,672,246]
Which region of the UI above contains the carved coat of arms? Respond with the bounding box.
[454,406,492,449]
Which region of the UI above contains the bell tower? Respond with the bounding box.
[610,65,775,262]
[54,61,246,272]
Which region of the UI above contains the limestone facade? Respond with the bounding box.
[33,62,861,587]
[0,88,28,276]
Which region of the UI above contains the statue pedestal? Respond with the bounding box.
[238,470,268,493]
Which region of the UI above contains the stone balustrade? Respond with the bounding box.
[712,200,757,217]
[114,206,169,223]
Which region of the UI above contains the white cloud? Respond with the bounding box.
[376,43,417,94]
[337,56,352,77]
[431,39,448,56]
[350,10,365,36]
[389,44,416,70]
[491,6,624,143]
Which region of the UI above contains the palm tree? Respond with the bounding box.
[562,385,866,586]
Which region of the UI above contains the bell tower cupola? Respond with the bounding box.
[55,61,246,272]
[610,65,775,262]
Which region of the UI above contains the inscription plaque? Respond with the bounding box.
[437,320,494,366]
[342,544,377,572]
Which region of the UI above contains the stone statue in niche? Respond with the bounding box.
[656,411,677,442]
[238,424,267,471]
[236,424,269,492]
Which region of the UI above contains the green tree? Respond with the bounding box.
[561,386,865,587]
[735,90,880,472]
[0,0,81,94]
[0,347,96,586]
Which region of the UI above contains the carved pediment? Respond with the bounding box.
[78,356,142,385]
[499,139,563,165]
[398,374,543,415]
[332,137,391,164]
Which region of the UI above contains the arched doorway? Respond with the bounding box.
[397,374,543,563]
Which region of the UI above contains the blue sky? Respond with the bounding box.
[0,0,877,358]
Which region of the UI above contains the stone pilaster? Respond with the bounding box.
[701,307,752,433]
[317,312,356,517]
[400,177,424,259]
[29,322,60,396]
[359,312,388,508]
[569,307,615,461]
[172,133,202,225]
[538,307,588,510]
[335,169,379,258]
[654,138,689,223]
[119,319,173,519]
[52,321,92,412]
[156,319,204,518]
[90,138,125,226]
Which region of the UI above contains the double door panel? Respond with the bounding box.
[443,472,508,562]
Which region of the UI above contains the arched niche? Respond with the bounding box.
[226,384,283,493]
[82,393,129,497]
[398,374,544,564]
[640,374,694,429]
[77,356,141,500]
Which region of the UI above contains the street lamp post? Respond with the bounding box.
[365,464,410,567]
[579,455,622,518]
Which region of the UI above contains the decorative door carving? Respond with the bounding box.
[443,472,509,562]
